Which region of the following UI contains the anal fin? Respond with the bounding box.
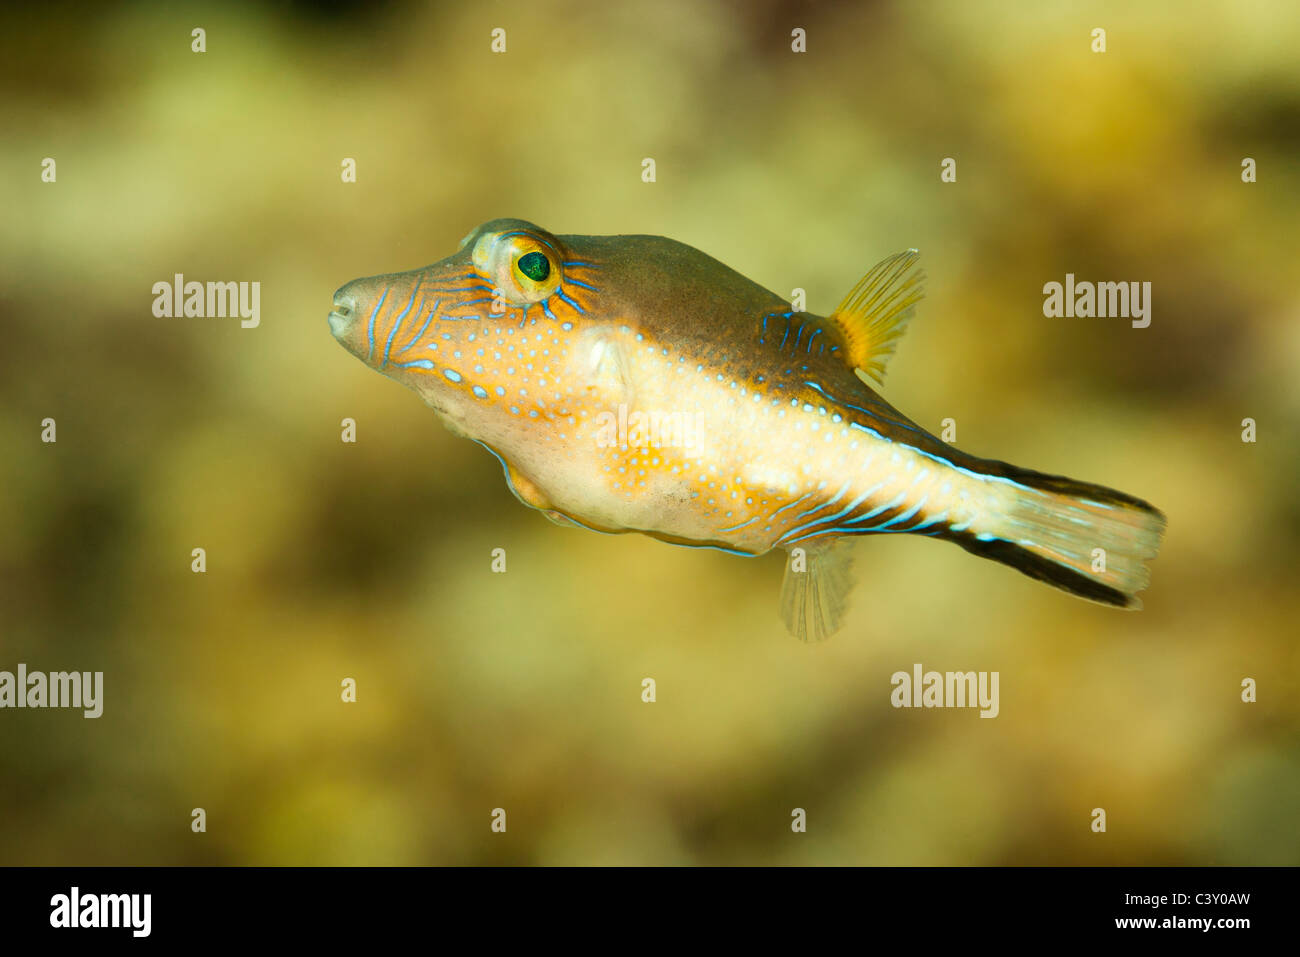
[779,537,856,642]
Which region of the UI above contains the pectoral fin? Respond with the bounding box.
[828,249,925,384]
[779,537,856,642]
[583,331,636,406]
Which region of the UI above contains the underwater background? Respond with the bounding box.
[1,0,1297,864]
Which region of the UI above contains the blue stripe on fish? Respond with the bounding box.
[555,289,585,314]
[381,281,421,368]
[873,496,927,530]
[775,483,882,544]
[366,286,389,362]
[777,483,855,541]
[842,418,1041,497]
[844,492,907,527]
[788,481,849,522]
[719,516,757,533]
[803,380,929,439]
[399,298,439,354]
[909,510,949,531]
[770,490,816,518]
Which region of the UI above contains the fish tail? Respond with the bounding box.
[938,462,1166,608]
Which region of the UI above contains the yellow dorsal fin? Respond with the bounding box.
[829,249,925,384]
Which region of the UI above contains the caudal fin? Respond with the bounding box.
[940,464,1166,608]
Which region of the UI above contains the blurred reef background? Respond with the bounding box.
[1,0,1297,864]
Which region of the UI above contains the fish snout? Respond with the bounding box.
[329,273,430,369]
[329,285,359,339]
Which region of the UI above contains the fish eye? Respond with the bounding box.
[472,230,562,305]
[517,251,550,282]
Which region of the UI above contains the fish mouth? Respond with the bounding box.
[327,294,355,339]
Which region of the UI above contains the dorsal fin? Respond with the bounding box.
[828,249,925,384]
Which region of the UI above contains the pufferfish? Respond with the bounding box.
[329,218,1165,640]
